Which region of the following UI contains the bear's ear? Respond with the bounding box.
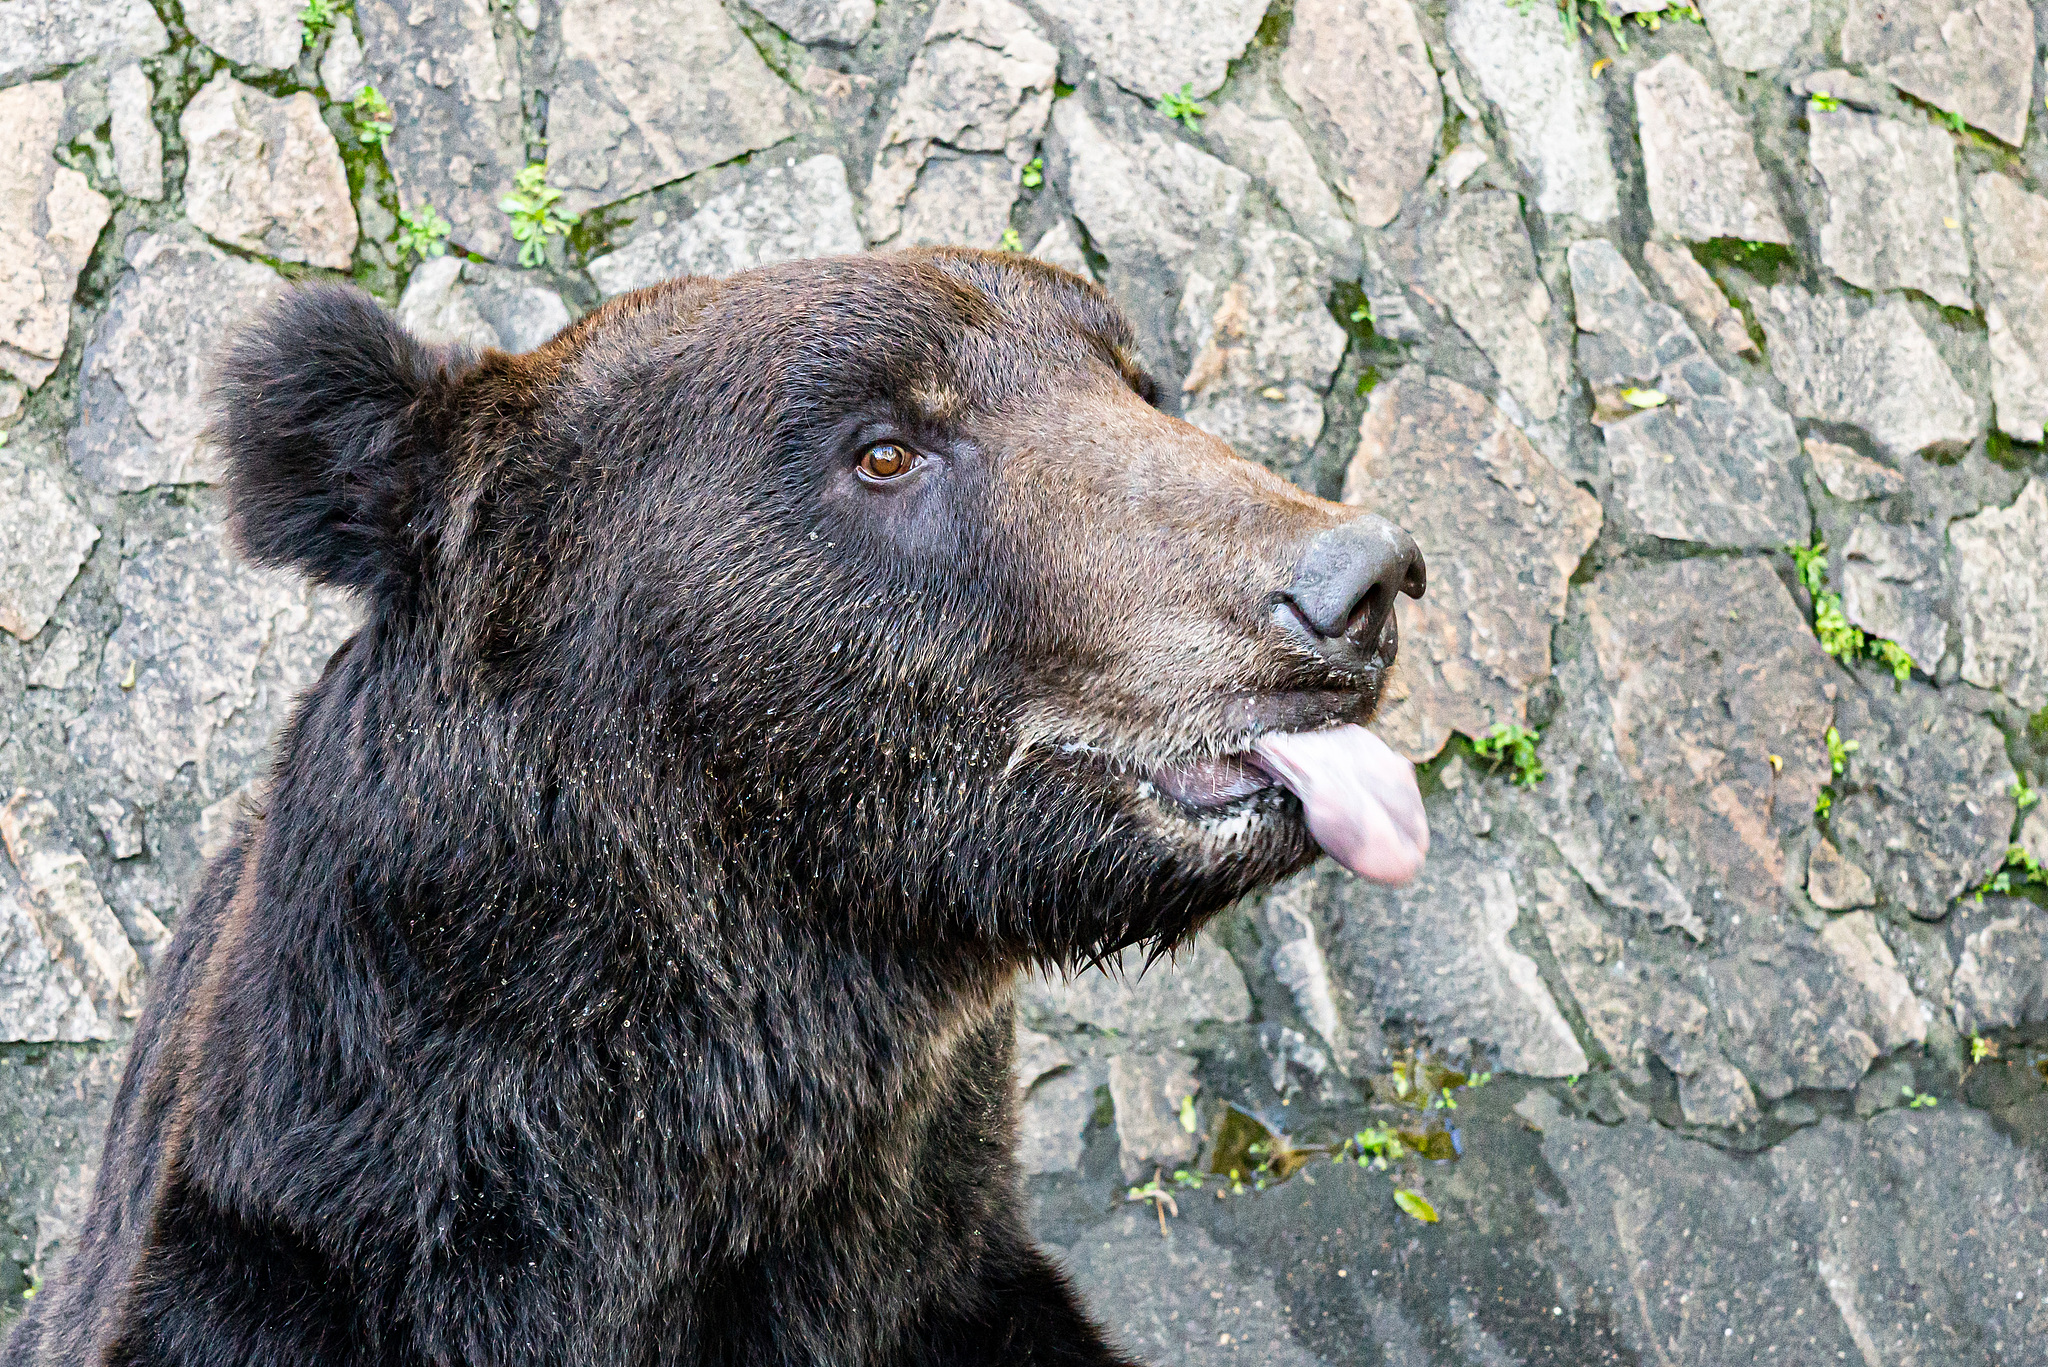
[213,284,463,596]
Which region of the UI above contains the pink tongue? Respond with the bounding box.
[1251,725,1428,885]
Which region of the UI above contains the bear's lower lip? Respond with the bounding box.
[1146,752,1276,808]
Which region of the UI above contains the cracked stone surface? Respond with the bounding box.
[1809,109,1971,308]
[1018,931,1250,1039]
[0,0,166,86]
[862,0,1056,249]
[318,16,365,99]
[1202,79,1359,275]
[1969,172,2048,442]
[1843,0,2034,146]
[107,64,161,202]
[1445,0,1618,223]
[63,521,351,804]
[1757,284,1976,460]
[587,155,861,297]
[1,791,140,1043]
[1324,800,1590,1077]
[0,456,97,644]
[1280,0,1440,229]
[1033,0,1266,100]
[1636,55,1791,245]
[750,0,874,47]
[1953,899,2048,1032]
[1805,437,1905,502]
[1107,1051,1200,1179]
[1341,374,1599,761]
[1835,518,1949,673]
[1174,220,1346,477]
[1260,877,1361,1075]
[1016,1056,1103,1176]
[547,0,801,216]
[68,231,287,493]
[1416,191,1568,420]
[1027,221,1091,277]
[395,256,571,352]
[179,73,358,269]
[1826,679,2015,921]
[1642,240,1754,356]
[1570,239,1807,548]
[1949,478,2048,709]
[0,81,112,391]
[184,0,302,70]
[355,0,526,260]
[1701,0,1812,71]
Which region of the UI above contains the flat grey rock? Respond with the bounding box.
[1259,876,1362,1074]
[0,81,112,391]
[1107,1050,1200,1179]
[1017,930,1250,1039]
[1827,679,2016,921]
[1,790,140,1043]
[589,155,861,296]
[862,0,1055,249]
[355,0,527,260]
[1202,79,1359,275]
[1836,518,1948,673]
[1806,837,1876,910]
[547,0,801,216]
[1280,0,1440,229]
[1642,240,1754,356]
[0,0,166,86]
[1026,221,1092,278]
[1393,190,1568,420]
[1843,0,2034,146]
[750,0,874,47]
[397,256,571,352]
[183,0,302,70]
[1174,220,1346,477]
[1757,284,1976,460]
[1324,798,1590,1077]
[1701,0,1811,70]
[318,15,366,98]
[0,1046,126,1296]
[107,63,161,201]
[1809,109,1971,308]
[1953,899,2048,1032]
[1969,172,2048,442]
[1015,1059,1103,1175]
[1804,437,1905,502]
[1949,478,2048,709]
[180,73,357,269]
[1445,0,1617,223]
[1636,55,1791,245]
[1058,1213,1330,1367]
[1340,374,1599,760]
[1569,239,1806,548]
[63,522,339,803]
[1790,67,1886,110]
[1034,0,1266,99]
[68,231,288,492]
[0,455,98,643]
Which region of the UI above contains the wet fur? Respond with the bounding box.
[4,252,1381,1366]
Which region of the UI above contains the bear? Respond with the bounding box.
[4,249,1426,1367]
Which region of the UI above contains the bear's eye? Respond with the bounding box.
[857,442,920,483]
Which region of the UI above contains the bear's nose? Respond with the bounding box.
[1275,516,1427,669]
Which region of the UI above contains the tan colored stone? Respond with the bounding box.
[1950,479,2048,709]
[1636,55,1790,245]
[1643,240,1754,355]
[1281,0,1440,229]
[1808,838,1877,910]
[1033,0,1265,99]
[1844,0,2033,146]
[1107,1051,1200,1180]
[1810,109,1971,309]
[1,789,141,1043]
[1804,438,1905,502]
[1970,173,2048,442]
[180,73,358,268]
[0,81,112,390]
[0,454,99,642]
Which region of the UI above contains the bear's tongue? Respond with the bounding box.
[1251,725,1427,885]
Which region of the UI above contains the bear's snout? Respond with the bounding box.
[1272,515,1427,673]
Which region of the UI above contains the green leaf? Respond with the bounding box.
[1619,387,1667,409]
[1393,1189,1439,1224]
[1178,1094,1198,1133]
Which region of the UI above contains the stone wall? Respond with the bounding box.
[3,0,2047,1360]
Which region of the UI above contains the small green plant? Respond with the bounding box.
[1786,539,1915,679]
[1971,844,2048,903]
[2013,776,2040,811]
[1020,156,1043,190]
[1125,1170,1179,1234]
[1809,92,1842,112]
[1902,1086,1938,1109]
[301,0,340,40]
[394,202,450,262]
[1869,638,1913,684]
[1815,788,1833,819]
[1472,723,1545,787]
[1393,1188,1440,1223]
[1178,1093,1198,1134]
[998,227,1023,252]
[1349,299,1373,324]
[351,85,395,148]
[1619,386,1667,409]
[1939,109,1966,133]
[1824,725,1859,777]
[1155,83,1207,132]
[1971,1034,1998,1065]
[501,163,580,269]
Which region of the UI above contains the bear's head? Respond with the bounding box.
[215,250,1424,972]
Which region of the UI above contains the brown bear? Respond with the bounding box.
[3,249,1425,1366]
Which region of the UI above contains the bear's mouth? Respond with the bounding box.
[1144,724,1426,886]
